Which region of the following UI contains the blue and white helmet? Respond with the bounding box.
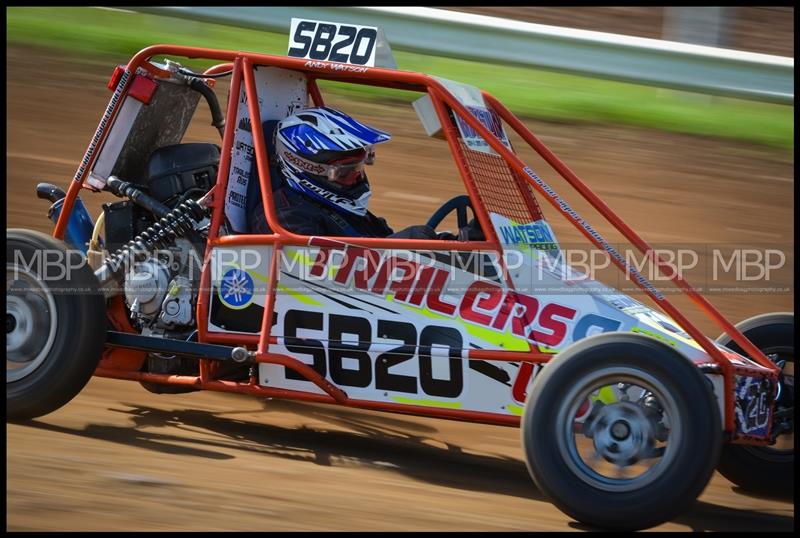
[275,107,391,216]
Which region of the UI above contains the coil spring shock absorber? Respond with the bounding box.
[94,199,209,296]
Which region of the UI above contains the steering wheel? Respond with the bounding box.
[426,195,474,231]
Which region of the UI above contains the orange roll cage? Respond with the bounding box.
[53,45,779,437]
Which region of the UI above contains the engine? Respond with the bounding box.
[91,143,223,393]
[123,238,199,331]
[103,143,219,333]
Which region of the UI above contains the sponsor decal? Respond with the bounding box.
[232,165,250,186]
[297,177,360,209]
[498,221,558,248]
[219,268,255,310]
[227,190,247,210]
[238,116,252,132]
[454,104,512,154]
[78,69,130,186]
[235,140,254,157]
[283,150,325,174]
[430,76,511,156]
[303,60,370,73]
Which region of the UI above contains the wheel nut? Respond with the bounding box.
[611,420,630,440]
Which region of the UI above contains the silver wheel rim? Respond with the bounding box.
[7,264,58,383]
[555,366,682,493]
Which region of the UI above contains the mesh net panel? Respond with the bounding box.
[457,139,544,224]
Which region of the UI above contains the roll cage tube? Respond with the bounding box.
[55,45,778,434]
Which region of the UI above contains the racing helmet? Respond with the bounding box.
[275,107,391,215]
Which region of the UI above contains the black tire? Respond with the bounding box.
[521,333,721,530]
[7,228,107,421]
[715,312,794,498]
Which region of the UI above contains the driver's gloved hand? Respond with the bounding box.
[388,224,463,241]
[458,218,485,241]
[388,224,438,239]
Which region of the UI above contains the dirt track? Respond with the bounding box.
[6,47,794,531]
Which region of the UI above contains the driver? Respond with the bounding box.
[248,106,467,239]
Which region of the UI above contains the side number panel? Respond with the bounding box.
[261,309,468,404]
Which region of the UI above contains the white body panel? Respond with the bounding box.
[224,67,308,233]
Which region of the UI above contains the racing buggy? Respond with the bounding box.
[7,18,794,531]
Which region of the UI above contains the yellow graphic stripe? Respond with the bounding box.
[390,396,462,409]
[285,247,314,268]
[631,325,678,347]
[506,387,615,417]
[506,403,525,416]
[395,298,531,352]
[228,261,270,283]
[277,283,322,307]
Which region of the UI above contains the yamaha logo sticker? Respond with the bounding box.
[219,268,255,310]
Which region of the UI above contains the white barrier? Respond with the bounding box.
[129,6,794,104]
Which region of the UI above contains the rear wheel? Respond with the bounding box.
[7,229,106,420]
[522,333,721,530]
[715,313,794,497]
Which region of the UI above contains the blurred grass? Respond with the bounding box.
[7,7,793,149]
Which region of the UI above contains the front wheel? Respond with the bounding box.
[7,229,107,421]
[521,333,721,530]
[715,312,794,497]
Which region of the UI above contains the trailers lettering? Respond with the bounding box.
[309,245,578,348]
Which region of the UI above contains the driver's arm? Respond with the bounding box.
[388,224,435,239]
